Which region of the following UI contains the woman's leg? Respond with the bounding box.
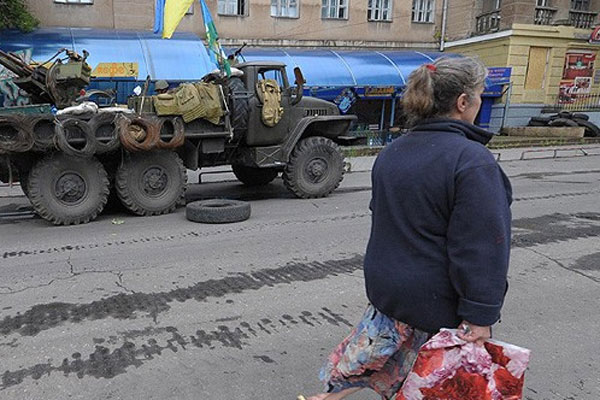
[304,387,362,400]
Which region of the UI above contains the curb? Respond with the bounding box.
[342,136,600,157]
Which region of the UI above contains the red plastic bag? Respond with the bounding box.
[395,329,531,400]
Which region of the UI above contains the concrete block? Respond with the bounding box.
[501,126,585,137]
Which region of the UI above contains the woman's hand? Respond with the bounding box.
[457,320,491,345]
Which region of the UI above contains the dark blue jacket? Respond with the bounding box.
[364,118,512,333]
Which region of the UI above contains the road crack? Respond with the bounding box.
[525,248,600,284]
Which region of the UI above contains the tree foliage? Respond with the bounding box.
[0,0,39,32]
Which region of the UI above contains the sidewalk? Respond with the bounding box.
[344,143,600,173]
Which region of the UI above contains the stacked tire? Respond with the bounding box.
[528,112,600,137]
[1,111,189,226]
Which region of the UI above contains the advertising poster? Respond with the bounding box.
[574,76,592,94]
[558,50,597,104]
[558,80,576,104]
[562,51,596,80]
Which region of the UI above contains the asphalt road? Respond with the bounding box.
[0,148,599,400]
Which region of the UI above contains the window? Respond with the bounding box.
[536,0,549,6]
[570,0,589,10]
[259,69,287,88]
[368,0,392,21]
[481,0,501,13]
[524,47,549,90]
[271,0,299,17]
[218,0,246,16]
[322,0,348,19]
[412,0,434,23]
[54,0,93,3]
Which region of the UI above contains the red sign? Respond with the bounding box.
[562,51,596,80]
[590,26,600,43]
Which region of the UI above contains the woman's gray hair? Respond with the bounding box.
[401,56,488,124]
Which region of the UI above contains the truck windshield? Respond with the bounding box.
[259,69,286,88]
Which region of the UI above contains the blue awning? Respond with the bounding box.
[239,48,448,88]
[1,28,448,89]
[0,28,215,81]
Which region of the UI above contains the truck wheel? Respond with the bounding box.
[228,77,249,139]
[19,169,30,198]
[115,150,186,216]
[186,199,251,223]
[232,164,278,186]
[283,136,344,199]
[28,153,109,225]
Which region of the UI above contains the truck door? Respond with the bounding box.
[246,67,292,146]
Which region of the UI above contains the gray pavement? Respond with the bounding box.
[0,145,599,400]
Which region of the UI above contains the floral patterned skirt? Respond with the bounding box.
[319,304,432,400]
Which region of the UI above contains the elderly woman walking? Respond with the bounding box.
[300,56,513,400]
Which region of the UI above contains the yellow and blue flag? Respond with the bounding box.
[155,0,231,75]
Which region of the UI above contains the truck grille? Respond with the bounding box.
[305,109,329,117]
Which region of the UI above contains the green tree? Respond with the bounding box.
[0,0,39,32]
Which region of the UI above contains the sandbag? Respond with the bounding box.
[153,93,179,116]
[192,82,224,125]
[152,82,224,125]
[256,79,284,127]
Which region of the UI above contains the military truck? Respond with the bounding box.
[0,49,356,225]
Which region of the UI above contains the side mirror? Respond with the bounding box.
[291,67,305,106]
[293,67,306,86]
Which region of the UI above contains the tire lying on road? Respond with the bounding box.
[28,153,109,225]
[116,150,187,216]
[186,199,251,223]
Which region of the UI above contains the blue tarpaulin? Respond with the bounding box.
[0,28,504,128]
[0,28,215,81]
[0,28,446,91]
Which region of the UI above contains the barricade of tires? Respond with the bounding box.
[0,114,34,154]
[528,111,600,137]
[0,112,186,156]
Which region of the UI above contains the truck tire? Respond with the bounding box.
[574,119,600,137]
[54,118,97,157]
[548,118,578,127]
[31,115,56,151]
[572,113,589,121]
[19,169,30,198]
[557,111,573,119]
[527,116,551,126]
[117,115,160,152]
[28,153,109,225]
[0,114,34,153]
[89,112,121,154]
[232,164,279,186]
[283,136,344,199]
[186,199,251,223]
[115,150,186,216]
[156,116,185,149]
[228,77,249,140]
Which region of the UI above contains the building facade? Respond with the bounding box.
[445,0,600,130]
[25,0,444,49]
